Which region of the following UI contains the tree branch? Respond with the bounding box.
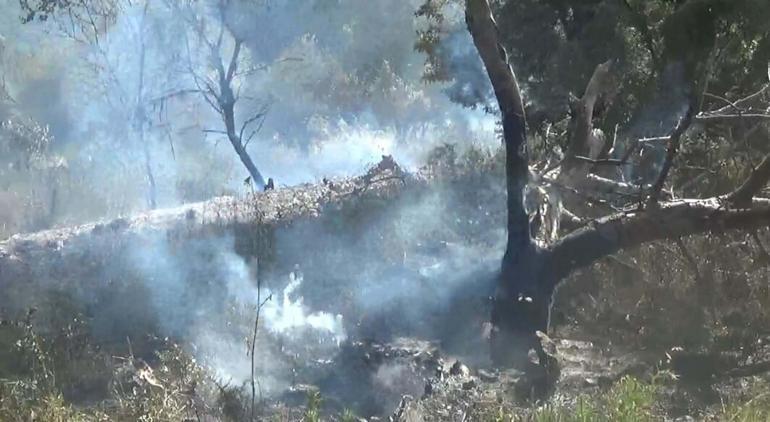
[562,60,614,178]
[648,105,696,206]
[547,197,770,282]
[707,84,770,115]
[226,39,242,83]
[696,113,770,121]
[573,156,627,166]
[239,104,270,144]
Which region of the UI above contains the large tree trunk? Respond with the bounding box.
[465,0,548,369]
[0,164,413,307]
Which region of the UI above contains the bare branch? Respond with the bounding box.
[639,136,671,144]
[573,156,627,166]
[648,105,696,206]
[235,57,303,78]
[703,92,742,113]
[238,104,269,144]
[708,84,770,115]
[696,113,770,121]
[559,207,586,231]
[148,88,204,104]
[226,39,242,83]
[560,60,614,180]
[541,177,625,213]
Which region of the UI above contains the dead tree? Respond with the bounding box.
[180,0,268,190]
[465,0,770,368]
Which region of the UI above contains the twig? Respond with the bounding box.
[573,155,628,166]
[697,113,770,121]
[703,92,742,113]
[250,257,272,421]
[648,105,696,206]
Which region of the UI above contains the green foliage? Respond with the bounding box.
[604,376,659,421]
[304,390,323,422]
[417,0,770,138]
[340,408,358,422]
[528,377,658,422]
[0,311,256,421]
[721,394,770,422]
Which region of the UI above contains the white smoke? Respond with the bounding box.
[262,272,346,344]
[1,0,498,223]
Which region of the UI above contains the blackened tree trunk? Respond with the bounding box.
[465,0,552,368]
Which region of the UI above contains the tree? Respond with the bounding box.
[464,0,770,370]
[20,0,270,192]
[170,0,269,190]
[20,0,175,209]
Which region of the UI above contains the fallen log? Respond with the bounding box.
[0,160,423,313]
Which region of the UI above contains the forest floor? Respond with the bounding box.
[2,156,770,421]
[2,304,770,421]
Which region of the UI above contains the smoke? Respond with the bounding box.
[28,167,503,401]
[0,0,498,228]
[262,272,346,343]
[0,0,508,413]
[435,29,494,109]
[88,230,345,394]
[613,61,692,183]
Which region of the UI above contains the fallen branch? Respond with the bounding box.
[0,162,423,293]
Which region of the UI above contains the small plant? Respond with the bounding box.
[718,380,770,422]
[340,408,358,422]
[304,390,322,422]
[604,376,659,422]
[530,404,568,422]
[574,396,599,422]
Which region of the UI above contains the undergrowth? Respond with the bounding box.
[2,308,770,421]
